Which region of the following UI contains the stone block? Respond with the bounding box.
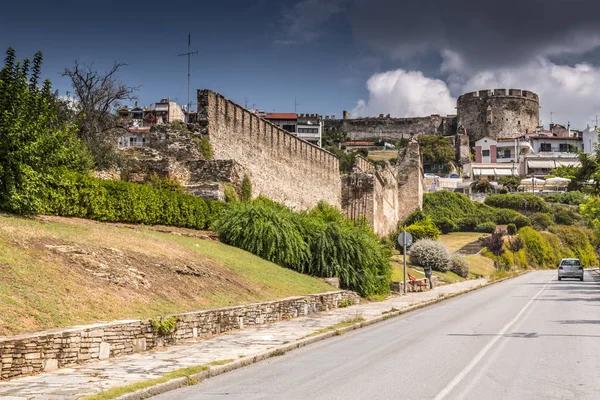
[98,342,110,360]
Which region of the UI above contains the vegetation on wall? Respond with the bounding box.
[417,135,455,165]
[241,175,253,202]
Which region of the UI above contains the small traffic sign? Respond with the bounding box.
[397,231,414,247]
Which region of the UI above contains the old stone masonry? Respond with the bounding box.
[119,90,425,237]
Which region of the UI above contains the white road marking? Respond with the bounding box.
[433,275,555,400]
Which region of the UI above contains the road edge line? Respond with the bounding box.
[111,271,530,400]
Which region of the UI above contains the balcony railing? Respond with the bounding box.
[538,146,577,153]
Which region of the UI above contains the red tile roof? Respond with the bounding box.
[261,113,298,120]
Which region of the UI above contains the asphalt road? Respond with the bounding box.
[155,271,600,400]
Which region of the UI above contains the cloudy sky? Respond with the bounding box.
[2,0,600,128]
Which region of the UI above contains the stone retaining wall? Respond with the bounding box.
[0,290,359,380]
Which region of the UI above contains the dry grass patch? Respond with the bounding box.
[0,213,334,336]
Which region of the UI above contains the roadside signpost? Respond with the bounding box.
[397,231,414,294]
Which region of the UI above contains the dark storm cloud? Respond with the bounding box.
[349,0,600,69]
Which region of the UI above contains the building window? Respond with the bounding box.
[298,128,318,133]
[540,143,551,152]
[282,124,296,133]
[559,143,570,152]
[482,150,490,157]
[504,149,511,158]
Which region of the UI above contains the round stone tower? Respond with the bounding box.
[456,89,539,142]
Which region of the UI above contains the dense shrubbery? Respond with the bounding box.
[405,218,440,240]
[37,173,223,229]
[422,191,522,232]
[409,239,451,272]
[530,212,554,231]
[484,194,549,213]
[550,226,598,267]
[476,221,496,233]
[214,200,392,297]
[507,223,517,235]
[450,254,469,278]
[542,191,587,206]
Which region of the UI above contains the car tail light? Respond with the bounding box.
[579,267,584,270]
[559,266,563,270]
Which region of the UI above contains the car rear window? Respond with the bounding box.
[561,259,581,266]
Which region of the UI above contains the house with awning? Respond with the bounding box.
[464,163,520,180]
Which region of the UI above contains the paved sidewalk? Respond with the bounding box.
[0,278,486,399]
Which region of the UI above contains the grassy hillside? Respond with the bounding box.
[0,214,334,336]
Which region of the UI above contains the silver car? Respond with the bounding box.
[558,258,584,281]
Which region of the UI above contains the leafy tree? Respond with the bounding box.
[498,176,520,192]
[483,231,505,269]
[61,60,138,169]
[507,236,524,271]
[241,175,252,202]
[418,135,455,165]
[471,179,494,194]
[0,48,92,214]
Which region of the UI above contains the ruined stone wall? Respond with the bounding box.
[457,89,539,142]
[0,291,359,380]
[342,150,422,237]
[198,90,341,209]
[396,141,424,222]
[324,115,457,142]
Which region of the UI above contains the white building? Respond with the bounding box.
[259,112,323,147]
[582,126,599,154]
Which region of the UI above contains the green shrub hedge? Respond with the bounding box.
[484,194,549,213]
[405,218,440,240]
[34,172,222,230]
[422,191,523,232]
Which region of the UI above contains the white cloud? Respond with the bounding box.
[354,59,600,129]
[352,69,455,117]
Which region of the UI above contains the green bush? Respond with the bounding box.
[37,173,223,230]
[214,200,310,269]
[530,212,554,231]
[433,217,457,234]
[214,200,392,297]
[422,191,522,232]
[484,194,549,213]
[518,227,560,268]
[476,222,496,233]
[550,204,584,226]
[223,183,240,203]
[551,226,598,267]
[543,191,587,206]
[241,175,252,202]
[409,239,451,272]
[450,254,469,278]
[513,215,531,229]
[405,218,440,240]
[507,223,517,235]
[151,316,177,336]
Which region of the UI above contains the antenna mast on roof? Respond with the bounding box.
[178,33,199,122]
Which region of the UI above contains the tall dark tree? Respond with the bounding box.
[0,48,92,214]
[61,61,138,169]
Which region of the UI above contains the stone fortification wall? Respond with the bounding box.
[324,115,457,142]
[396,140,424,222]
[341,148,423,237]
[198,90,341,209]
[457,89,539,142]
[0,291,359,380]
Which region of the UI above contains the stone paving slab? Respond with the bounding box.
[0,278,486,399]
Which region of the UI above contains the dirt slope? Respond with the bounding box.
[0,214,334,336]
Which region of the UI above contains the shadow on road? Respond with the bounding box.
[448,332,600,339]
[555,319,600,325]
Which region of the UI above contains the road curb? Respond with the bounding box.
[112,271,529,400]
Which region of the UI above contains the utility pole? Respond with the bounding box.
[178,33,198,122]
[550,111,554,125]
[294,97,298,113]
